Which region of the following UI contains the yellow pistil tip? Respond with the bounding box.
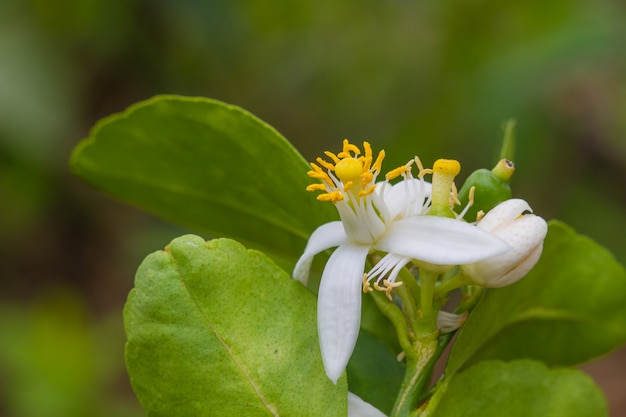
[433,159,461,177]
[335,158,363,184]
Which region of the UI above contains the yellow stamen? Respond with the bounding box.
[450,182,461,207]
[360,171,374,188]
[362,274,373,293]
[415,156,432,178]
[468,186,475,207]
[358,184,376,197]
[343,138,361,156]
[306,183,327,192]
[316,157,335,171]
[385,165,407,181]
[371,149,385,173]
[382,279,403,300]
[324,151,340,164]
[317,191,344,203]
[307,140,387,203]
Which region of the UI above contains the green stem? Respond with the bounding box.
[499,119,516,161]
[417,268,438,332]
[370,290,415,359]
[433,272,470,298]
[390,338,438,417]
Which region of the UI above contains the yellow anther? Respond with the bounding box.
[360,171,374,187]
[362,274,373,293]
[476,210,485,222]
[374,282,385,292]
[363,141,372,159]
[360,155,373,172]
[335,158,363,184]
[382,279,403,300]
[316,157,335,171]
[371,149,385,173]
[386,165,408,181]
[317,191,344,203]
[324,151,340,164]
[468,186,476,207]
[358,184,376,197]
[343,181,354,191]
[433,159,461,177]
[306,183,327,192]
[343,139,361,156]
[450,182,461,207]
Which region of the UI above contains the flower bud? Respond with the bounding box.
[461,199,547,288]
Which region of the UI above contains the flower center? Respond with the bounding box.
[306,139,384,203]
[335,158,363,187]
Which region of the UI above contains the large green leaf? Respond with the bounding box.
[124,235,346,416]
[446,220,626,376]
[431,360,607,417]
[70,96,336,268]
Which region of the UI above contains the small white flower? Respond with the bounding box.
[348,392,387,417]
[293,140,511,383]
[461,198,547,287]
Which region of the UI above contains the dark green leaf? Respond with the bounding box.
[70,96,336,269]
[124,235,346,416]
[346,329,404,415]
[447,221,626,376]
[431,359,607,417]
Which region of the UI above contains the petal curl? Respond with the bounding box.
[464,214,547,285]
[348,392,387,417]
[317,243,370,383]
[488,243,544,288]
[293,221,347,285]
[375,216,510,265]
[477,198,532,232]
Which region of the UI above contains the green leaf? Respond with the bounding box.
[346,329,404,415]
[70,96,336,269]
[446,221,626,376]
[431,359,607,417]
[124,235,346,416]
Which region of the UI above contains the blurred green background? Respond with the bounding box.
[1,0,625,416]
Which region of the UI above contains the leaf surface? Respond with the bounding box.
[447,221,626,375]
[71,96,336,268]
[432,360,607,417]
[124,235,346,416]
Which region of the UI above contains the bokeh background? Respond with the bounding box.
[1,0,625,415]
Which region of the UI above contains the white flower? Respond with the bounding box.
[293,140,511,383]
[348,392,387,417]
[461,198,547,287]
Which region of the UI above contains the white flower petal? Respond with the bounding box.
[317,243,370,383]
[477,199,532,232]
[348,392,387,417]
[293,221,347,285]
[381,179,432,219]
[464,214,547,285]
[375,216,511,265]
[487,243,544,288]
